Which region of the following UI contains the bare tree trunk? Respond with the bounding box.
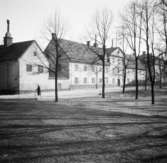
[133,3,138,100]
[122,67,126,94]
[96,70,98,89]
[54,40,59,102]
[159,59,162,89]
[151,81,155,104]
[55,52,58,102]
[102,45,105,98]
[162,2,167,86]
[162,1,167,57]
[135,57,138,99]
[145,2,155,104]
[41,11,65,102]
[145,69,148,91]
[122,29,126,94]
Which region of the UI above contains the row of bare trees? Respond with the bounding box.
[118,0,167,104]
[42,0,167,104]
[86,9,113,98]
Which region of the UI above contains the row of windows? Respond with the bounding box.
[74,77,108,84]
[74,64,109,72]
[26,64,44,73]
[74,78,132,85]
[110,57,122,64]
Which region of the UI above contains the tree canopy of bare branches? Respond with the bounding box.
[43,11,66,102]
[87,8,113,98]
[120,0,144,100]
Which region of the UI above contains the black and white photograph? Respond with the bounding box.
[0,0,167,162]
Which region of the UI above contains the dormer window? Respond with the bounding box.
[33,51,37,56]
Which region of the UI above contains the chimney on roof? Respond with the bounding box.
[52,33,56,38]
[87,41,90,47]
[93,35,98,48]
[4,19,13,47]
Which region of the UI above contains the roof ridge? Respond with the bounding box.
[10,40,34,44]
[0,40,34,47]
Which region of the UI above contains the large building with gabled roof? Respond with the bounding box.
[45,34,145,90]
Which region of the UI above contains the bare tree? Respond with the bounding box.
[43,11,65,102]
[117,25,131,94]
[141,0,157,104]
[87,9,113,98]
[162,1,167,57]
[161,0,167,7]
[120,1,143,99]
[158,53,164,88]
[156,0,167,84]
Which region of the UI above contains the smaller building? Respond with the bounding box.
[0,20,49,94]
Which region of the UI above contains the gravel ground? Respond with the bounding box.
[0,89,167,163]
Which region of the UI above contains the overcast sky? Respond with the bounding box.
[0,0,131,48]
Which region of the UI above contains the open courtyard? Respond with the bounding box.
[0,88,167,163]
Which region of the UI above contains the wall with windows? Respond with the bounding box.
[126,69,145,84]
[109,53,123,86]
[19,42,51,92]
[108,48,146,86]
[69,62,111,88]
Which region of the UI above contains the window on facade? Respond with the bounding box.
[99,78,102,83]
[117,68,120,73]
[106,67,109,73]
[112,58,115,63]
[75,77,79,84]
[26,64,32,72]
[84,65,87,71]
[92,66,95,72]
[75,64,79,71]
[92,78,95,83]
[118,59,122,65]
[96,67,98,72]
[99,67,102,72]
[33,51,37,56]
[107,56,110,62]
[83,77,87,84]
[106,78,108,84]
[38,65,43,73]
[49,70,54,77]
[112,69,115,74]
[112,78,115,85]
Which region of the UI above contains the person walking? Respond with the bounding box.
[37,85,41,96]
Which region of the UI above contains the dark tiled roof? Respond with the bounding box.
[45,39,115,65]
[0,40,34,62]
[139,53,161,65]
[106,47,124,58]
[126,55,145,70]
